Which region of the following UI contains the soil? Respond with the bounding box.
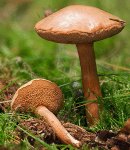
[0,79,130,149]
[13,116,130,150]
[0,79,18,112]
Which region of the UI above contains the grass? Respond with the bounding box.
[0,0,130,149]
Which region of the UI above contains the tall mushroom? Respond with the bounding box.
[11,79,81,148]
[35,5,126,125]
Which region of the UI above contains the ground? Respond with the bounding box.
[0,79,130,150]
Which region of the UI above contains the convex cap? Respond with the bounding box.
[11,79,63,113]
[35,5,126,44]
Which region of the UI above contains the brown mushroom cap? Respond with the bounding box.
[11,79,63,113]
[35,5,126,44]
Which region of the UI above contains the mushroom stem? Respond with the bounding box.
[36,106,81,148]
[76,43,102,125]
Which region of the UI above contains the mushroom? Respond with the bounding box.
[35,5,126,125]
[44,8,53,17]
[11,79,81,148]
[121,118,130,134]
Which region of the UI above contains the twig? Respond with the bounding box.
[97,61,130,71]
[0,100,12,104]
[109,18,126,23]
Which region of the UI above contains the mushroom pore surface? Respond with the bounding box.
[11,79,63,113]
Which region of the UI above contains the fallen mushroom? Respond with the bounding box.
[11,79,81,148]
[35,5,126,125]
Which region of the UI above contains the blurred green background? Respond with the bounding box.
[0,0,130,133]
[0,0,129,80]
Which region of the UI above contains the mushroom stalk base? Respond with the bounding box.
[36,106,81,148]
[76,43,102,125]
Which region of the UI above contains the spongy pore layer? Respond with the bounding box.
[11,79,63,113]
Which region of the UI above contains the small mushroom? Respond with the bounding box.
[11,79,81,148]
[35,5,126,125]
[44,9,53,17]
[121,118,130,134]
